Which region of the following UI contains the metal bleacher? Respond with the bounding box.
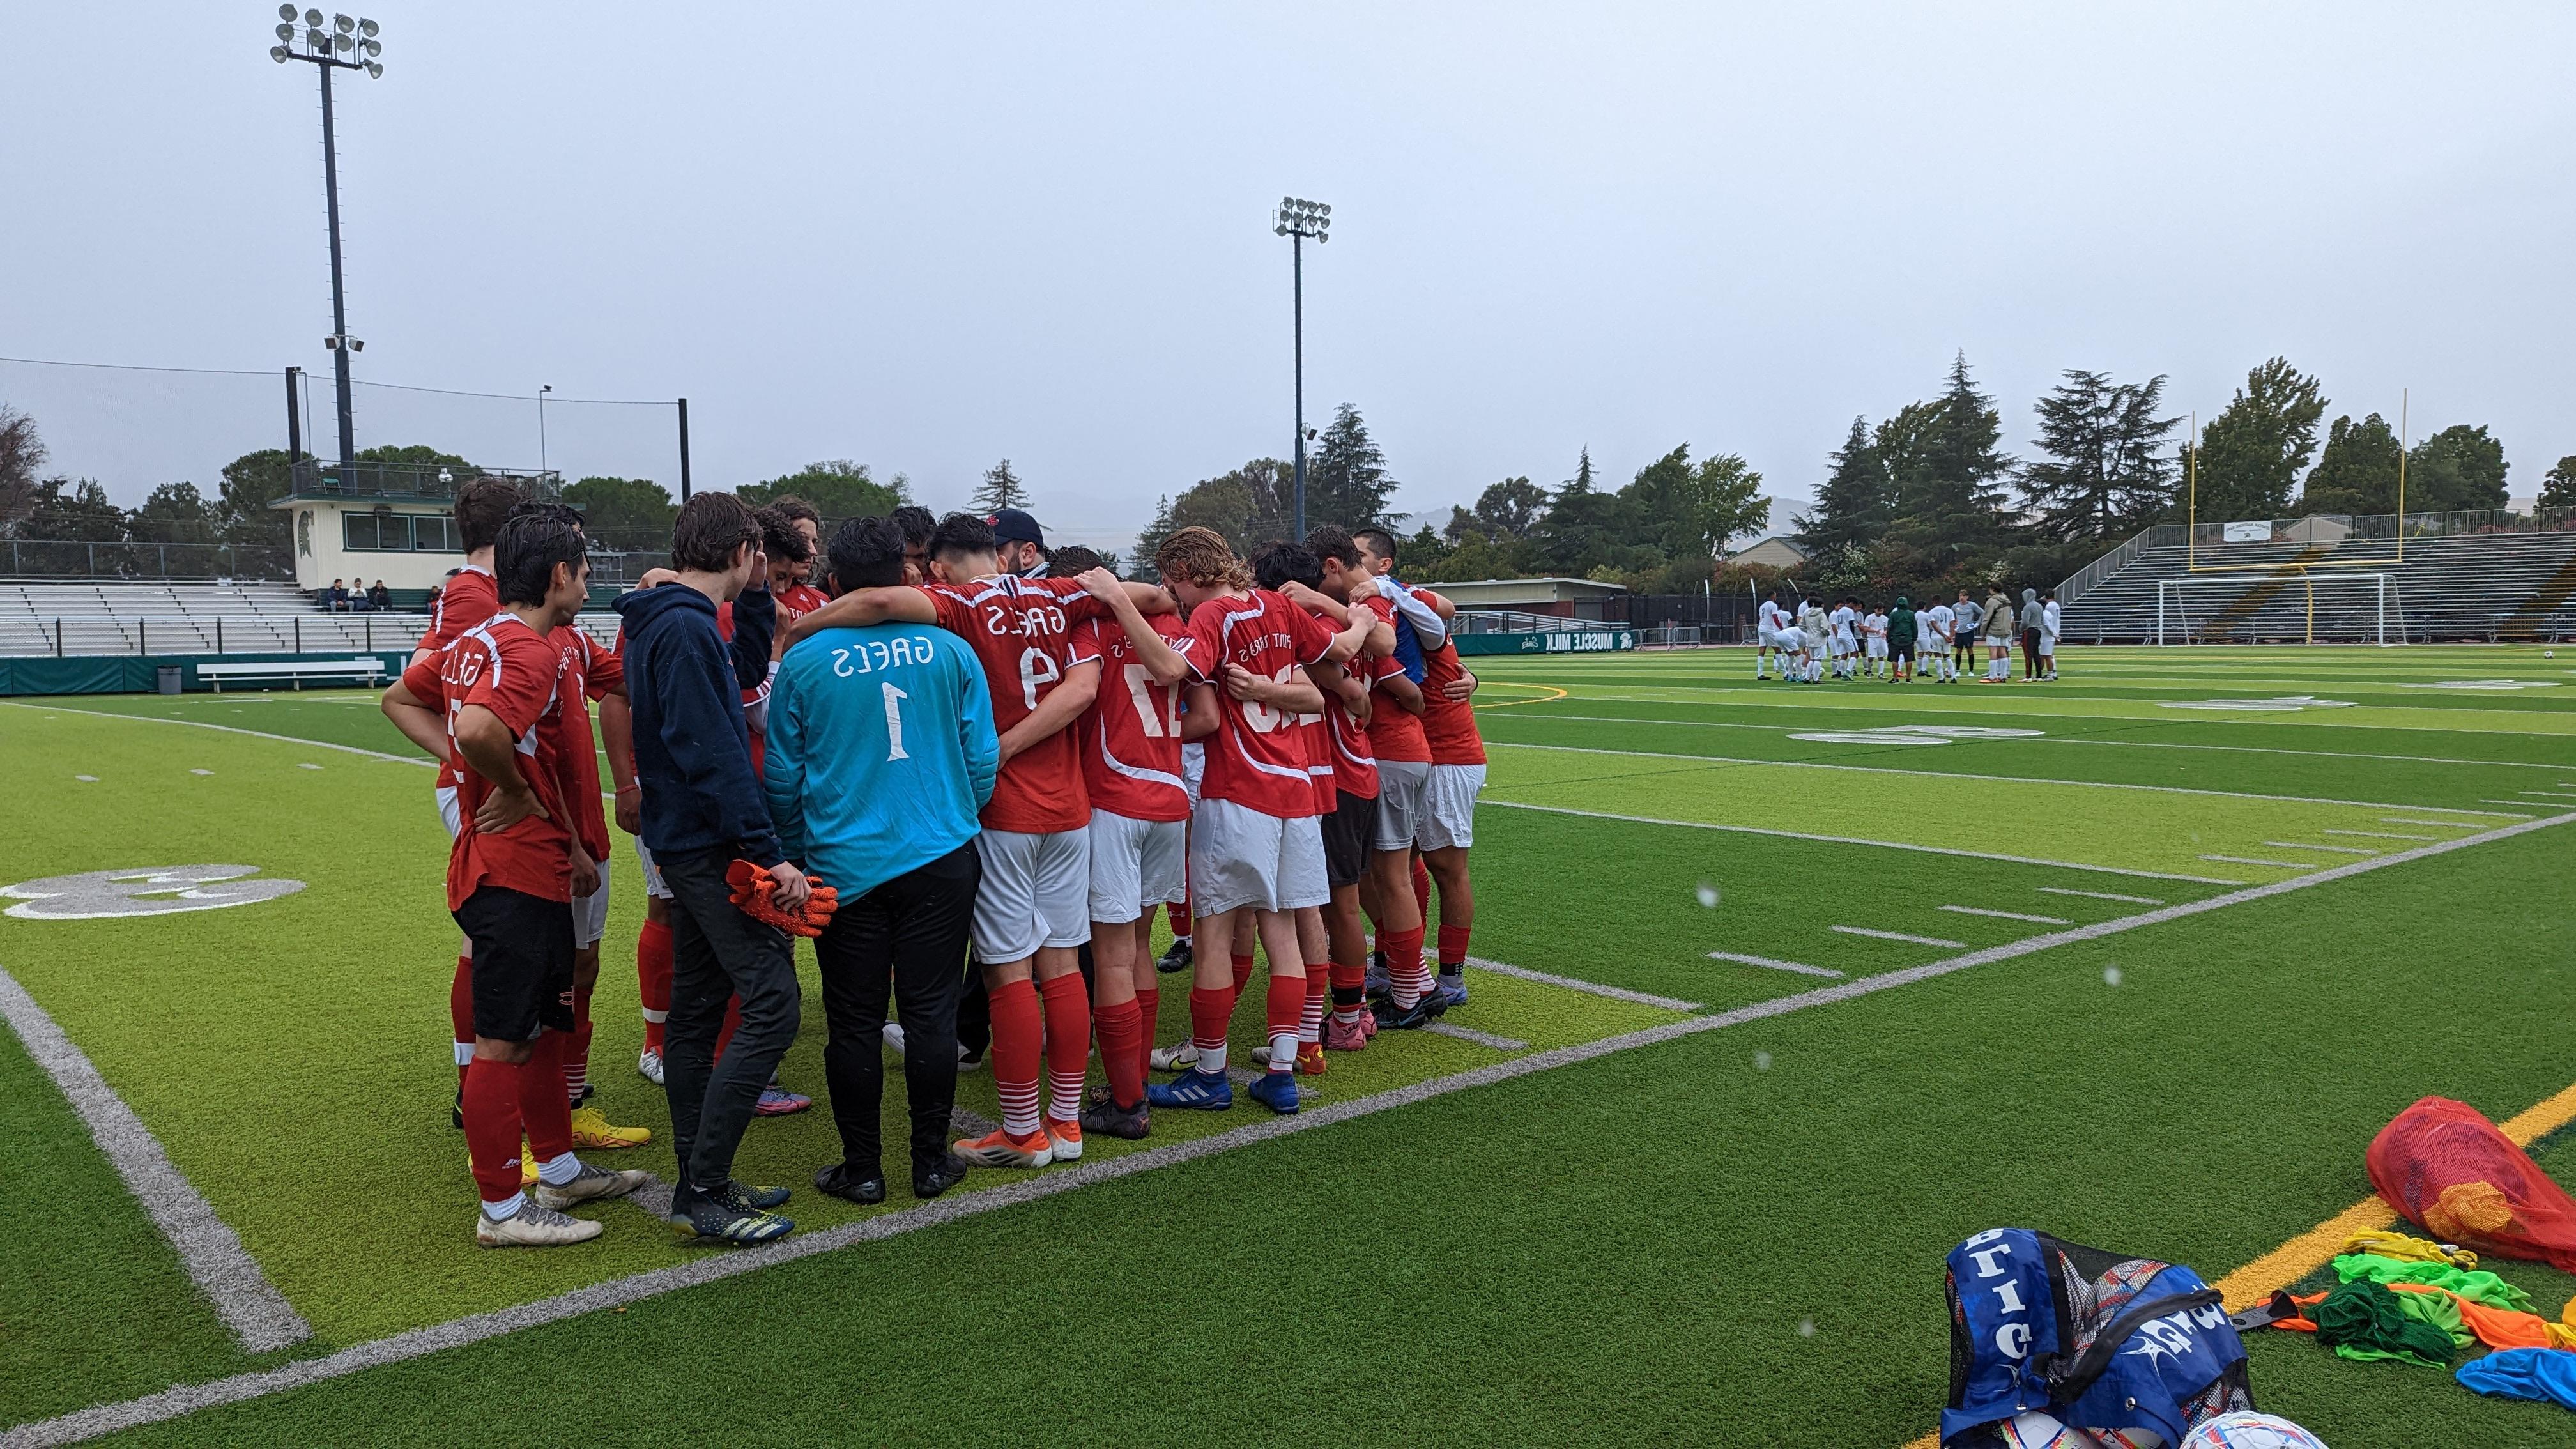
[2058,516,2576,644]
[0,579,622,659]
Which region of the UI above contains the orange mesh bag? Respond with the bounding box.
[2365,1096,2576,1272]
[725,859,838,938]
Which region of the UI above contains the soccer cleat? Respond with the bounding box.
[1323,1015,1367,1053]
[477,1202,604,1248]
[1364,953,1390,1001]
[914,1152,972,1199]
[956,1046,985,1073]
[1432,977,1469,1011]
[811,1163,887,1206]
[1250,1045,1275,1067]
[1080,1092,1151,1140]
[709,1179,793,1211]
[755,1086,812,1117]
[1155,937,1193,974]
[1246,1071,1301,1115]
[532,1162,650,1211]
[667,1193,793,1246]
[1045,1117,1084,1163]
[1295,1043,1327,1076]
[567,1104,652,1149]
[951,1124,1054,1169]
[1148,1038,1199,1073]
[452,1086,464,1131]
[1370,996,1435,1031]
[1147,1066,1234,1111]
[1358,1007,1379,1041]
[636,1047,664,1086]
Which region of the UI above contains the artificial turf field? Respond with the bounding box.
[3,643,2574,1446]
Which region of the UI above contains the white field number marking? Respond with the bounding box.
[2157,696,2356,712]
[1788,724,2046,747]
[3,865,305,921]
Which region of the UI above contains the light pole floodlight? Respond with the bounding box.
[334,13,353,32]
[279,2,297,18]
[271,44,288,61]
[359,17,378,36]
[304,8,322,26]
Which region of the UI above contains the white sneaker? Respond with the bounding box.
[475,1201,604,1248]
[882,1022,907,1054]
[636,1047,664,1086]
[1149,1038,1199,1071]
[532,1162,650,1211]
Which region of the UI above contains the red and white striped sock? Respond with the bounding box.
[565,979,594,1106]
[1383,926,1429,1009]
[1038,973,1092,1126]
[1299,967,1328,1045]
[1188,985,1234,1076]
[989,977,1045,1138]
[1264,971,1303,1074]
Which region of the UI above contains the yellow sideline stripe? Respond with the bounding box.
[1897,1079,2576,1448]
[1472,684,1568,710]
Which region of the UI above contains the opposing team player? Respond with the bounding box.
[1829,597,1859,680]
[383,512,648,1245]
[1862,604,1889,678]
[1754,588,1790,680]
[1921,594,1956,682]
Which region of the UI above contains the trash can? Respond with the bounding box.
[157,666,183,695]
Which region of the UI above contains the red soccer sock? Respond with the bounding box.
[1329,960,1367,1025]
[1231,953,1256,994]
[461,1055,527,1206]
[1096,997,1146,1109]
[1188,984,1237,1075]
[566,980,595,1106]
[1383,926,1430,1008]
[1411,857,1432,921]
[450,954,475,1089]
[1037,973,1092,1126]
[1167,900,1190,942]
[519,1032,575,1165]
[636,917,673,1054]
[1300,967,1328,1045]
[1264,971,1305,1072]
[1133,985,1160,1087]
[1438,924,1471,970]
[715,993,742,1064]
[988,977,1045,1138]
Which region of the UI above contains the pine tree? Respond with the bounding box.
[2020,370,2180,542]
[1891,352,2014,549]
[1794,415,1890,553]
[1130,494,1178,581]
[2186,358,2327,521]
[970,457,1031,514]
[2299,414,2403,516]
[1305,403,1397,529]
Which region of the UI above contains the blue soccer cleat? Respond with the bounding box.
[1146,1066,1233,1111]
[1245,1070,1301,1116]
[1432,976,1469,1012]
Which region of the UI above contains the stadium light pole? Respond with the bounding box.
[270,9,383,486]
[537,384,553,473]
[1272,196,1330,537]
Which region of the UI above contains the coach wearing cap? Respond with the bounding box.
[989,509,1048,578]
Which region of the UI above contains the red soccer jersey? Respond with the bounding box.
[925,574,1110,834]
[419,566,501,793]
[1420,637,1487,767]
[1360,594,1431,765]
[405,613,577,910]
[1324,653,1397,800]
[542,628,620,863]
[1176,589,1336,819]
[1071,614,1191,824]
[779,582,831,617]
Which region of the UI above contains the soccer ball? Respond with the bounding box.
[2180,1411,2330,1449]
[2548,650,2558,659]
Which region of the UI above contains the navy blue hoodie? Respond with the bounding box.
[613,581,783,866]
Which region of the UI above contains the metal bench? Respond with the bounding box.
[197,657,390,693]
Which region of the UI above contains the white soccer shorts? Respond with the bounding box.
[1181,741,1206,809]
[1189,797,1328,916]
[633,836,673,901]
[573,854,610,948]
[1416,763,1485,852]
[1087,808,1186,924]
[1866,640,1888,659]
[2039,638,2058,657]
[973,827,1091,963]
[1373,758,1431,852]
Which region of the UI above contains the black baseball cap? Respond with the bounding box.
[988,509,1045,546]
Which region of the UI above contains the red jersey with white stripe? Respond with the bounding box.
[1420,637,1485,766]
[1176,589,1335,819]
[1326,653,1397,799]
[925,574,1110,834]
[1360,594,1430,764]
[543,628,620,863]
[418,567,500,793]
[401,613,576,910]
[1070,614,1190,824]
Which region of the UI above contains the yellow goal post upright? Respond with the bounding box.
[2175,390,2410,643]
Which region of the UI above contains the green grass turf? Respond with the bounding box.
[82,815,2576,1446]
[6,645,2575,1444]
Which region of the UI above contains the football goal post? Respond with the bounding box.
[2155,572,2404,646]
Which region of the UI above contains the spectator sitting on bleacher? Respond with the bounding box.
[327,579,349,611]
[369,581,393,610]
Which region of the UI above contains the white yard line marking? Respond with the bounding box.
[1425,1022,1531,1051]
[2475,802,2546,811]
[1462,956,1700,1012]
[1482,800,2245,885]
[1485,741,2530,817]
[2520,792,2576,801]
[1706,951,1842,979]
[2327,829,2435,841]
[1489,712,2576,771]
[1494,687,2576,741]
[12,811,2571,1449]
[2265,841,2379,856]
[2200,854,2319,870]
[2037,887,2164,905]
[1831,926,1968,948]
[2391,816,2510,827]
[0,969,311,1354]
[1938,906,2071,924]
[0,700,436,769]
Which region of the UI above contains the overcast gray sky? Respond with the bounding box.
[6,2,2572,551]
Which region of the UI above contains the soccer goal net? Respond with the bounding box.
[2156,572,2405,645]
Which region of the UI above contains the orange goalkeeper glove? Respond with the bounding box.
[725,859,839,938]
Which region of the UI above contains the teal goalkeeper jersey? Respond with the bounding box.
[763,622,999,898]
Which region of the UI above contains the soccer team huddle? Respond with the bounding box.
[1751,584,2064,684]
[378,479,1490,1248]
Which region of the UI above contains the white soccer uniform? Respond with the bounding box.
[1757,600,1788,646]
[1864,612,1889,660]
[1830,606,1858,655]
[973,828,1092,963]
[1190,798,1329,915]
[2041,601,2061,658]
